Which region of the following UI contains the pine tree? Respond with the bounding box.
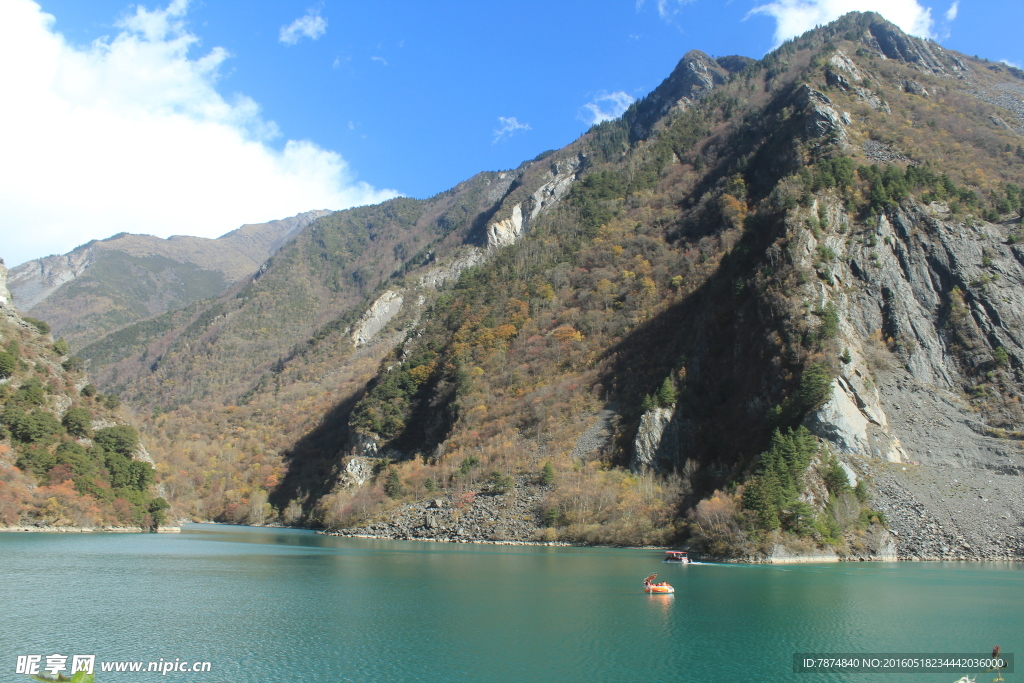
[656,377,677,407]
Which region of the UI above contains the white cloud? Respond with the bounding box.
[492,116,531,143]
[370,56,388,66]
[580,91,636,126]
[749,0,935,48]
[1002,59,1022,69]
[944,0,958,21]
[0,0,396,267]
[279,8,327,45]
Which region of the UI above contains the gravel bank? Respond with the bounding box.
[868,461,1024,560]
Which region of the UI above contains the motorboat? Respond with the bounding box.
[664,550,690,563]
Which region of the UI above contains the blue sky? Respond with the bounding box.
[2,0,1022,267]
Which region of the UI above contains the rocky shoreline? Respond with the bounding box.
[323,478,557,545]
[867,461,1024,561]
[321,463,1023,562]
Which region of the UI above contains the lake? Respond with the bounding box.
[1,525,1021,682]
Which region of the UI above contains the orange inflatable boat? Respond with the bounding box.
[643,573,674,594]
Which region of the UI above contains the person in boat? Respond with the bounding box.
[643,573,669,589]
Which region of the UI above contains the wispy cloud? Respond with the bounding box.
[0,0,395,267]
[749,0,935,48]
[370,55,388,66]
[636,0,697,20]
[1002,58,1022,69]
[944,0,958,21]
[580,91,635,126]
[493,116,531,143]
[279,8,327,45]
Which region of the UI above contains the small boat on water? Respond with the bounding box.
[664,550,690,563]
[643,573,674,594]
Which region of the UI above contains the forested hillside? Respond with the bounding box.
[0,261,168,529]
[38,12,1024,559]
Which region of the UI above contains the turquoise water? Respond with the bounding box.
[1,525,1021,682]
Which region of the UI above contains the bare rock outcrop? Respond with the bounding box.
[631,406,678,473]
[351,290,405,347]
[486,156,583,249]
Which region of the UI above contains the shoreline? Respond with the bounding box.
[2,522,1019,562]
[0,525,181,533]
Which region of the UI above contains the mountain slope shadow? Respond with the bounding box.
[599,208,792,488]
[268,388,365,522]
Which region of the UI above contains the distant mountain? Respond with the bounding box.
[7,210,330,349]
[54,12,1024,559]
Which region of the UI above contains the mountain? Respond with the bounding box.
[7,210,330,350]
[49,12,1024,559]
[0,259,170,529]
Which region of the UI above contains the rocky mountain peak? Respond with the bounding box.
[628,49,731,141]
[857,13,966,75]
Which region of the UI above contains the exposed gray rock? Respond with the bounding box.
[860,18,965,75]
[902,79,930,97]
[571,408,617,459]
[351,289,405,347]
[417,248,486,290]
[326,475,558,545]
[631,406,678,473]
[341,456,375,487]
[795,85,850,146]
[485,156,583,249]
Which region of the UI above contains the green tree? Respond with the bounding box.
[798,363,834,413]
[817,303,839,341]
[53,338,70,356]
[7,410,62,444]
[62,406,92,437]
[656,377,677,407]
[540,461,555,486]
[384,468,404,498]
[23,317,50,335]
[93,425,139,456]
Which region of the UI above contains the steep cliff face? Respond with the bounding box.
[798,200,1024,474]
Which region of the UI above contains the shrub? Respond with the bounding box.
[0,350,15,378]
[23,317,50,335]
[488,471,513,494]
[53,338,69,356]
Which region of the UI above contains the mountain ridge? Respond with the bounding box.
[21,11,1024,559]
[7,210,331,349]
